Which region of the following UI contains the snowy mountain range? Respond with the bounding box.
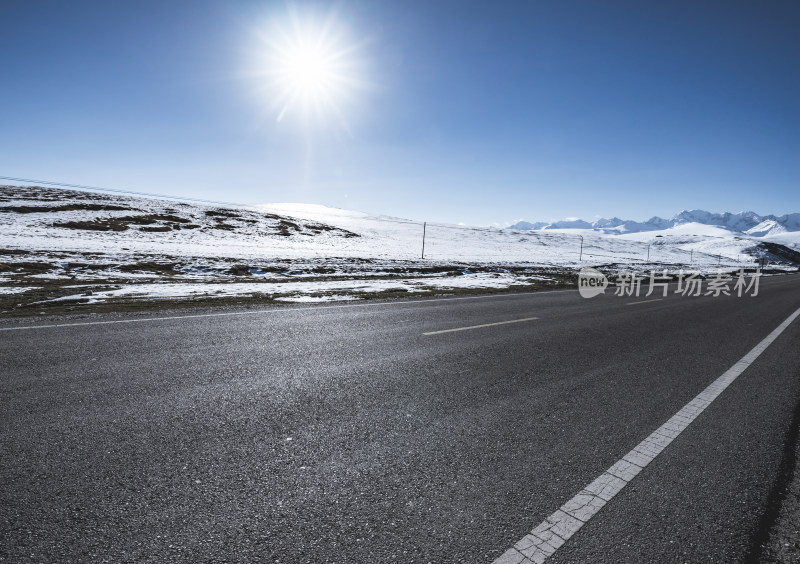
[509,210,800,237]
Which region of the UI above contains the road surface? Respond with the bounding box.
[2,274,799,563]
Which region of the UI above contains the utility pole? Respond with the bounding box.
[647,243,651,262]
[579,235,583,261]
[690,248,693,265]
[421,222,426,259]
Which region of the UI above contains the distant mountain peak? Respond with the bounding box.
[508,209,799,236]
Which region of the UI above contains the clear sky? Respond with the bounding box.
[1,0,798,225]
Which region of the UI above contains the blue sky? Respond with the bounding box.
[1,1,798,225]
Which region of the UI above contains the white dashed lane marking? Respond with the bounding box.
[625,298,664,305]
[492,306,800,564]
[423,317,539,336]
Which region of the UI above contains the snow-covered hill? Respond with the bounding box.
[1,185,797,314]
[746,219,787,238]
[3,186,794,267]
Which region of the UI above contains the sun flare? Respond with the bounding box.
[257,9,364,125]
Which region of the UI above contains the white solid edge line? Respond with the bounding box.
[0,289,577,332]
[423,317,539,335]
[492,305,800,564]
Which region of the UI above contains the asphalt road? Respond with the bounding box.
[1,274,799,563]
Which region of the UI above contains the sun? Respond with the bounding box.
[284,45,334,94]
[256,8,364,125]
